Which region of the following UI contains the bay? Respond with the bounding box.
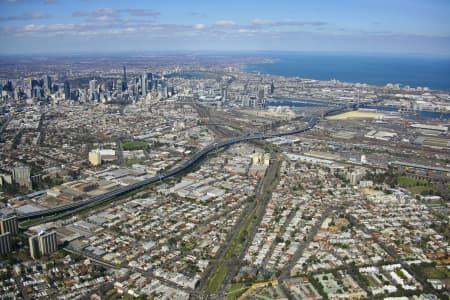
[245,53,450,91]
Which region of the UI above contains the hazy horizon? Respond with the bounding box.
[1,0,449,56]
[1,50,450,59]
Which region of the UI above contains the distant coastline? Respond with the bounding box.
[243,53,450,92]
[266,100,450,120]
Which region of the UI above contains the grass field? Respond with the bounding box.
[206,209,256,295]
[20,216,54,227]
[422,266,450,280]
[122,140,148,151]
[327,110,384,120]
[126,159,145,166]
[397,175,434,195]
[397,176,428,186]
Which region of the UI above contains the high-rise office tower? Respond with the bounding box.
[221,86,228,100]
[28,78,39,90]
[0,216,18,235]
[31,85,43,99]
[134,81,139,97]
[257,86,265,100]
[141,73,147,96]
[0,233,11,256]
[122,66,128,92]
[146,72,153,91]
[43,75,52,94]
[159,81,168,98]
[89,79,97,100]
[64,80,71,100]
[28,78,33,91]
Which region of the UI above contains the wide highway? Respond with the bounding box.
[16,105,350,222]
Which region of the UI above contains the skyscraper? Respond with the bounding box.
[64,80,71,100]
[141,73,147,96]
[221,86,228,101]
[31,82,43,99]
[257,86,265,100]
[0,216,18,235]
[89,79,97,101]
[122,66,128,92]
[146,72,153,91]
[159,81,168,98]
[43,75,52,94]
[0,233,11,256]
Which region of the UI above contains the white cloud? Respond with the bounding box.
[194,23,205,29]
[252,18,326,27]
[214,20,235,27]
[252,19,274,26]
[72,8,159,20]
[120,9,159,17]
[0,12,49,21]
[238,28,258,33]
[93,8,114,17]
[94,15,116,22]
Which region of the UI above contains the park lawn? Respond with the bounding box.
[206,209,256,294]
[397,176,428,187]
[20,215,54,227]
[408,186,434,195]
[396,175,435,195]
[208,265,229,295]
[126,159,145,166]
[423,266,450,280]
[123,140,148,150]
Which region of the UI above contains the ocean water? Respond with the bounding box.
[244,53,450,91]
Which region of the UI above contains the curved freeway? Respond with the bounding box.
[17,105,351,222]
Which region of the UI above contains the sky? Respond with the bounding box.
[0,0,449,55]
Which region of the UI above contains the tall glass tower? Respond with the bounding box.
[122,66,128,92]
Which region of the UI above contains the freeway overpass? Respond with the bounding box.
[16,105,348,222]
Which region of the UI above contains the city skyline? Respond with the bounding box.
[0,0,449,55]
[0,1,449,299]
